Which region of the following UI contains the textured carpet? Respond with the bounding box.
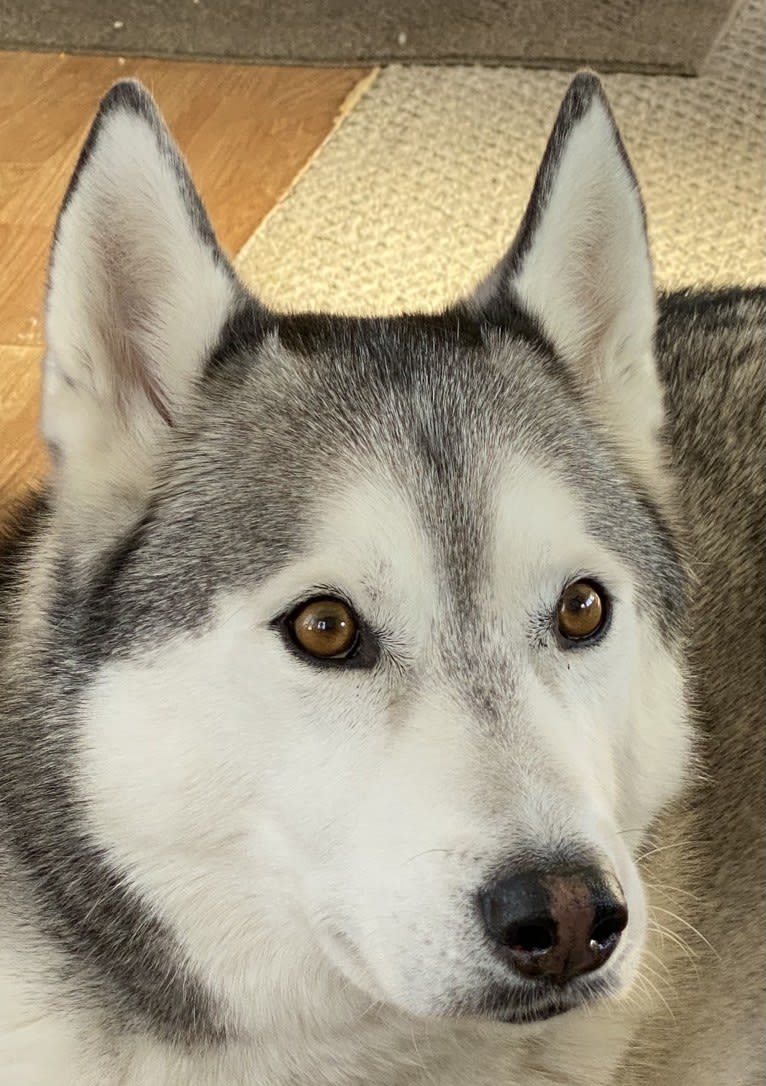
[235,0,765,314]
[0,0,741,74]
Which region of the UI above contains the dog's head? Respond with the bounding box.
[38,75,691,1031]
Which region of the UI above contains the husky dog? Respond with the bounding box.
[0,72,763,1086]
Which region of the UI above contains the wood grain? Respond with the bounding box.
[0,50,369,509]
[0,347,48,505]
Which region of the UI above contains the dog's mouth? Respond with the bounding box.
[453,974,614,1025]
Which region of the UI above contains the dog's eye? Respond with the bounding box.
[557,580,608,644]
[288,597,359,660]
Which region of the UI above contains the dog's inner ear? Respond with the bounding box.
[466,73,664,482]
[42,80,241,543]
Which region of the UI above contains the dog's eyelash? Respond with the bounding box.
[279,583,354,617]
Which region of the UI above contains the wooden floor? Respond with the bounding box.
[0,50,369,509]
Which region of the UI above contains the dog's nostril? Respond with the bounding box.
[590,903,628,950]
[505,922,556,956]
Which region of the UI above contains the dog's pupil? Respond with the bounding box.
[559,582,602,638]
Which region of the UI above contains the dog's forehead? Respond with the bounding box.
[200,311,684,617]
[200,312,566,564]
[210,311,567,491]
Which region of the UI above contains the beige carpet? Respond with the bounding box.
[236,0,765,313]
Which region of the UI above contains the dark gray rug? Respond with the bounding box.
[0,0,743,75]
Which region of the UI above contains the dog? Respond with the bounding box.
[0,71,763,1085]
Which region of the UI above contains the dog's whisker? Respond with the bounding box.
[644,879,703,904]
[635,841,686,864]
[649,906,720,960]
[400,848,453,867]
[635,967,676,1025]
[646,921,699,966]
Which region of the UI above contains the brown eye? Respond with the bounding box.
[557,580,608,643]
[289,597,359,660]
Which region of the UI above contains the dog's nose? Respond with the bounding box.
[478,866,627,985]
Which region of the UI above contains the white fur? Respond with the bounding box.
[514,101,655,379]
[42,96,236,552]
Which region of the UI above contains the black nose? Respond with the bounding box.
[478,866,628,985]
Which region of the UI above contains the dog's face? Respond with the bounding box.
[39,76,691,1029]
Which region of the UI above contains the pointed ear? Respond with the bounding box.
[469,73,663,480]
[43,81,243,544]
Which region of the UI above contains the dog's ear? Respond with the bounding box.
[42,81,242,544]
[467,73,663,478]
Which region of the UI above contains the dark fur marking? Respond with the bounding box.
[204,299,274,379]
[76,508,158,660]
